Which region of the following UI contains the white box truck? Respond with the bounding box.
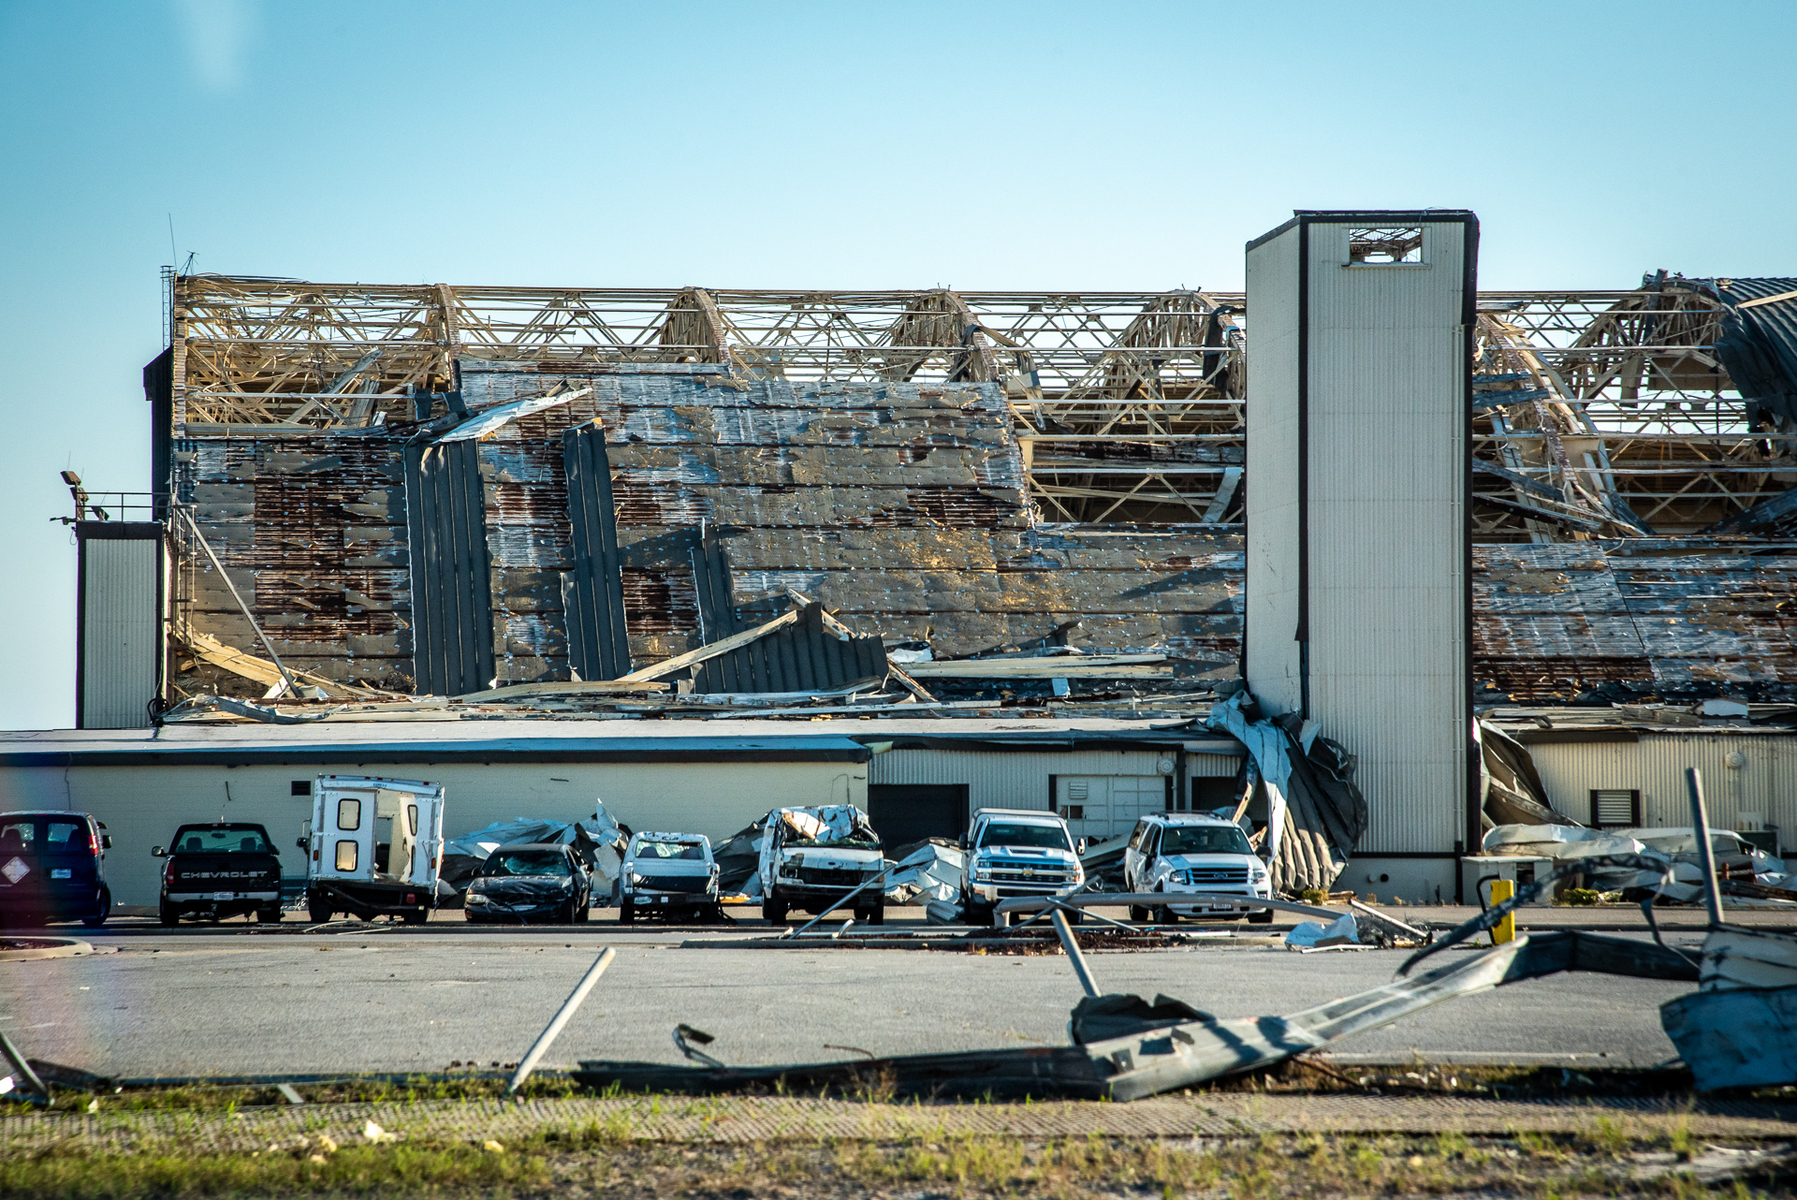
[299,775,445,924]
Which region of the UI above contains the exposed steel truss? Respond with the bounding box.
[168,274,1782,536]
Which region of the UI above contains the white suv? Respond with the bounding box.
[1122,813,1273,923]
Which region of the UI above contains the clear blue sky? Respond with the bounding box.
[1,0,1793,730]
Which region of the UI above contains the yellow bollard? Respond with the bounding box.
[1488,878,1515,944]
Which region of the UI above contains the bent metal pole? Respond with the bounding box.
[507,947,617,1096]
[1049,909,1101,998]
[1684,767,1726,928]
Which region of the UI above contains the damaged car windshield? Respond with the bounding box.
[979,822,1072,851]
[636,840,705,860]
[1160,825,1255,856]
[479,851,570,877]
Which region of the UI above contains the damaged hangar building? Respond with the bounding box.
[23,217,1797,906]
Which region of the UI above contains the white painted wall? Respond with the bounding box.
[0,759,865,906]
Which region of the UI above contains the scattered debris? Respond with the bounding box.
[1658,767,1797,1091]
[1204,691,1366,895]
[1284,912,1361,950]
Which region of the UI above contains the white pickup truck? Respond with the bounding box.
[759,805,887,925]
[959,808,1084,927]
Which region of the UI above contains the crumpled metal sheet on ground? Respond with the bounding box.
[575,929,1696,1102]
[1662,922,1797,1092]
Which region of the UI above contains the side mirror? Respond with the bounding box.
[101,835,113,850]
[151,846,165,857]
[295,838,308,851]
[1076,838,1088,856]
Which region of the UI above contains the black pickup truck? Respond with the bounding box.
[154,823,284,925]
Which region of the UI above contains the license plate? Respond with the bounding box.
[212,891,235,901]
[50,869,72,880]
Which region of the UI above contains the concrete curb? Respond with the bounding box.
[0,938,110,962]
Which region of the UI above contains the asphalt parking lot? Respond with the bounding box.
[0,905,1713,1081]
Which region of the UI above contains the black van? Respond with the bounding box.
[0,811,112,928]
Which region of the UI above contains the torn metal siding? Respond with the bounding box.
[691,602,889,695]
[561,423,631,681]
[1473,544,1797,700]
[405,440,496,695]
[173,436,413,693]
[1694,277,1797,429]
[444,363,1247,679]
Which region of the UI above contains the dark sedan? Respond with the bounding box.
[462,843,591,924]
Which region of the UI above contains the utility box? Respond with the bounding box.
[1460,855,1554,907]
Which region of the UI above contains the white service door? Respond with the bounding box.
[1056,776,1167,844]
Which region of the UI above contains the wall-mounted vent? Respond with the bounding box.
[1590,789,1641,828]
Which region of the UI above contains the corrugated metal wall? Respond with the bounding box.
[869,748,1239,814]
[1306,219,1470,855]
[404,440,495,695]
[1525,733,1797,838]
[1245,224,1305,714]
[1246,216,1472,856]
[79,534,161,729]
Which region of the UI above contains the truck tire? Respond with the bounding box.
[306,893,333,924]
[762,900,788,925]
[619,900,636,925]
[576,901,591,923]
[81,886,111,929]
[255,907,281,925]
[1128,904,1149,923]
[1247,908,1275,924]
[963,902,992,927]
[868,904,885,926]
[401,908,427,925]
[159,897,178,926]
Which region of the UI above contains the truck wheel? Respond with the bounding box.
[761,901,787,925]
[306,894,333,924]
[577,901,591,924]
[619,900,636,925]
[159,897,178,926]
[81,886,112,929]
[255,907,281,925]
[963,903,991,927]
[1128,904,1149,923]
[869,904,885,926]
[1247,908,1275,924]
[401,908,427,925]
